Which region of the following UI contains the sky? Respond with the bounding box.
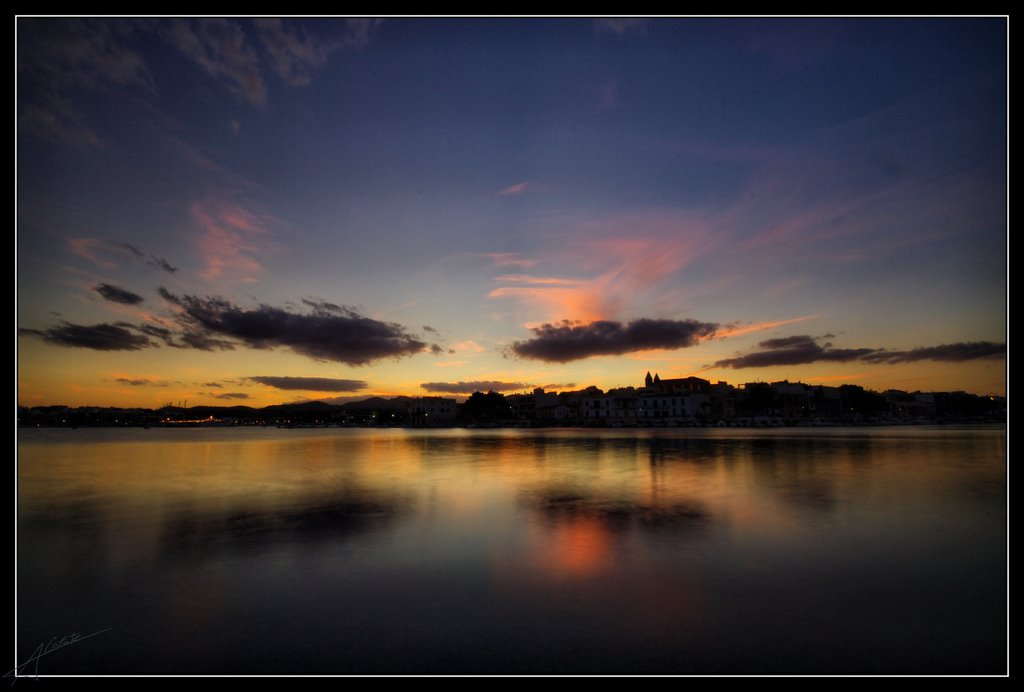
[16,17,1007,408]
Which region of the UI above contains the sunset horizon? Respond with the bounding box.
[17,18,1007,410]
[14,367,1008,411]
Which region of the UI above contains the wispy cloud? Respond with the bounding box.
[120,243,178,273]
[190,198,281,282]
[498,181,530,196]
[150,256,178,274]
[736,190,890,254]
[154,131,277,284]
[68,238,116,268]
[255,19,338,87]
[339,18,382,49]
[593,18,648,36]
[162,19,266,105]
[18,19,153,145]
[479,253,538,268]
[23,20,153,90]
[68,238,177,273]
[698,92,1006,287]
[19,101,104,148]
[715,315,820,339]
[493,275,582,286]
[163,133,262,195]
[488,210,716,323]
[450,340,486,354]
[161,18,372,104]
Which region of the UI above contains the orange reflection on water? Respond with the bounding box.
[530,515,613,580]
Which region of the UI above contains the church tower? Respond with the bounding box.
[645,371,653,387]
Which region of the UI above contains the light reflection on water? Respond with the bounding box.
[17,427,1006,674]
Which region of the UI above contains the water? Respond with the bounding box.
[16,426,1006,674]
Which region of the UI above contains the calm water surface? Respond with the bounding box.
[17,426,1006,674]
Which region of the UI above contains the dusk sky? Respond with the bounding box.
[17,18,1007,408]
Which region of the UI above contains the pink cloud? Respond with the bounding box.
[68,238,117,268]
[450,340,486,354]
[498,181,530,196]
[190,199,281,282]
[480,253,538,268]
[487,210,717,323]
[488,284,609,323]
[715,315,820,339]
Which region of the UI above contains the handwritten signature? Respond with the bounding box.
[4,629,111,683]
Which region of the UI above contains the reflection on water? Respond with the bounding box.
[160,497,406,563]
[17,427,1006,674]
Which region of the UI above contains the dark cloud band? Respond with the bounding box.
[862,342,1006,364]
[119,243,177,273]
[249,376,368,392]
[95,283,144,305]
[511,318,719,363]
[714,335,874,368]
[165,290,428,365]
[20,323,152,351]
[420,380,528,394]
[714,335,1005,369]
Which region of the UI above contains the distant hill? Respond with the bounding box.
[341,396,413,411]
[261,401,342,415]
